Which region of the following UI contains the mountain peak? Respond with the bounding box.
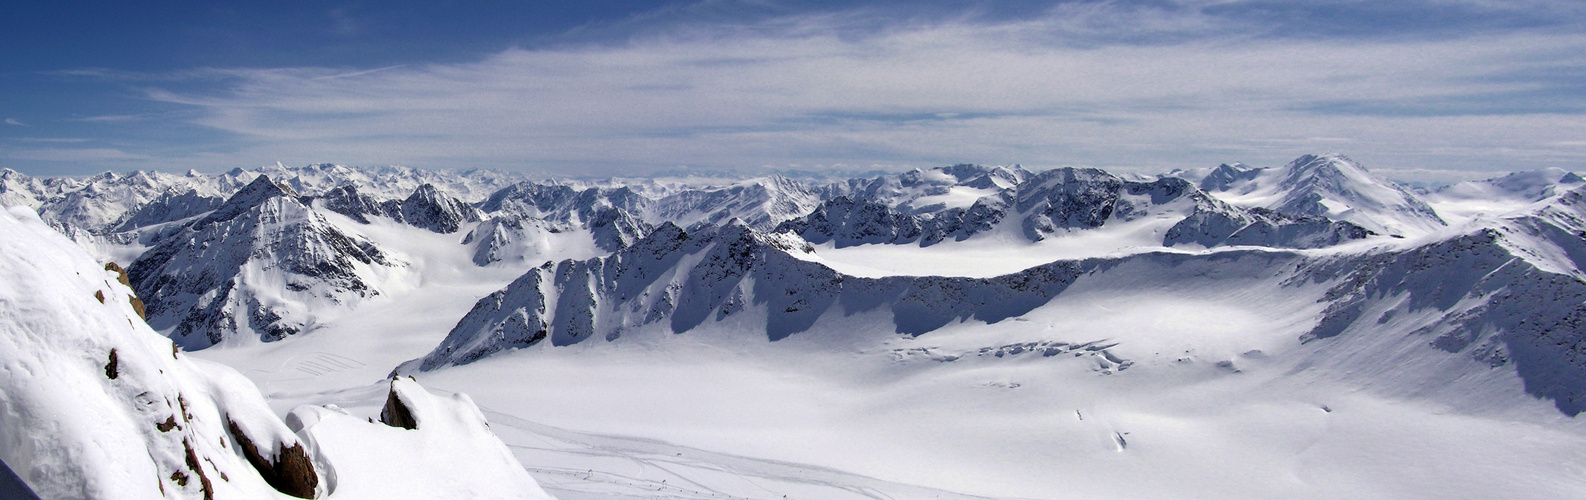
[196,175,295,228]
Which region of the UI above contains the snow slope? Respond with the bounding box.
[0,204,552,499]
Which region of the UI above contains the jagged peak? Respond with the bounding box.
[405,183,444,202]
[196,175,297,227]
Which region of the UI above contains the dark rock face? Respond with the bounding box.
[105,349,119,379]
[129,175,391,348]
[589,207,652,252]
[180,438,215,500]
[398,184,481,233]
[315,184,399,224]
[113,190,226,232]
[380,381,418,430]
[226,418,317,499]
[316,183,481,233]
[775,196,930,247]
[1016,168,1129,239]
[1165,206,1373,249]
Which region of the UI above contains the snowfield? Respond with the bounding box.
[5,155,1586,499]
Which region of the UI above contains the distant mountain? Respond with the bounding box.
[407,184,1586,417]
[128,176,396,348]
[403,220,1132,371]
[781,165,1370,249]
[1424,168,1586,223]
[1177,154,1446,236]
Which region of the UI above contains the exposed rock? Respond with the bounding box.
[226,418,318,499]
[181,438,214,500]
[380,379,419,430]
[104,349,118,379]
[398,183,481,233]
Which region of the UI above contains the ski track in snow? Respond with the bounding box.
[477,407,998,500]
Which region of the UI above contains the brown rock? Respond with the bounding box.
[227,417,318,498]
[104,262,131,286]
[104,349,118,380]
[181,438,215,500]
[379,380,417,430]
[93,290,105,303]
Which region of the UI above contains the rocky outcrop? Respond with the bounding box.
[398,183,481,233]
[226,418,317,498]
[1165,206,1372,249]
[379,380,419,430]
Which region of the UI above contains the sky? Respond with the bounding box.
[2,0,1584,182]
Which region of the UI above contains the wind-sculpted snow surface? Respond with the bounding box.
[410,220,1102,371]
[128,176,394,349]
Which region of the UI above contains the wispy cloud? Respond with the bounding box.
[6,137,91,143]
[124,1,1586,178]
[4,118,25,126]
[72,114,142,123]
[1,147,150,162]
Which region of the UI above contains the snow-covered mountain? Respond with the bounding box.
[1423,167,1586,224]
[0,205,550,500]
[128,176,397,349]
[1176,154,1446,236]
[10,155,1586,499]
[407,191,1586,416]
[781,165,1371,250]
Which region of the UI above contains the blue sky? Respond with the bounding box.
[3,1,1584,181]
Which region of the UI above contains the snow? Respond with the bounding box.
[1189,154,1446,237]
[794,214,1190,277]
[287,378,552,499]
[196,203,1586,498]
[1424,168,1585,225]
[13,155,1586,500]
[0,204,553,499]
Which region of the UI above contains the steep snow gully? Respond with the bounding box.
[6,154,1586,499]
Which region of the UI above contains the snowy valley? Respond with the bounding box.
[4,154,1586,499]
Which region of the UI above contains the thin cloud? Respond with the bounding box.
[72,115,142,123]
[132,3,1586,177]
[6,137,91,143]
[5,118,25,126]
[1,147,151,162]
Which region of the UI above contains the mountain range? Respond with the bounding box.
[5,153,1586,498]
